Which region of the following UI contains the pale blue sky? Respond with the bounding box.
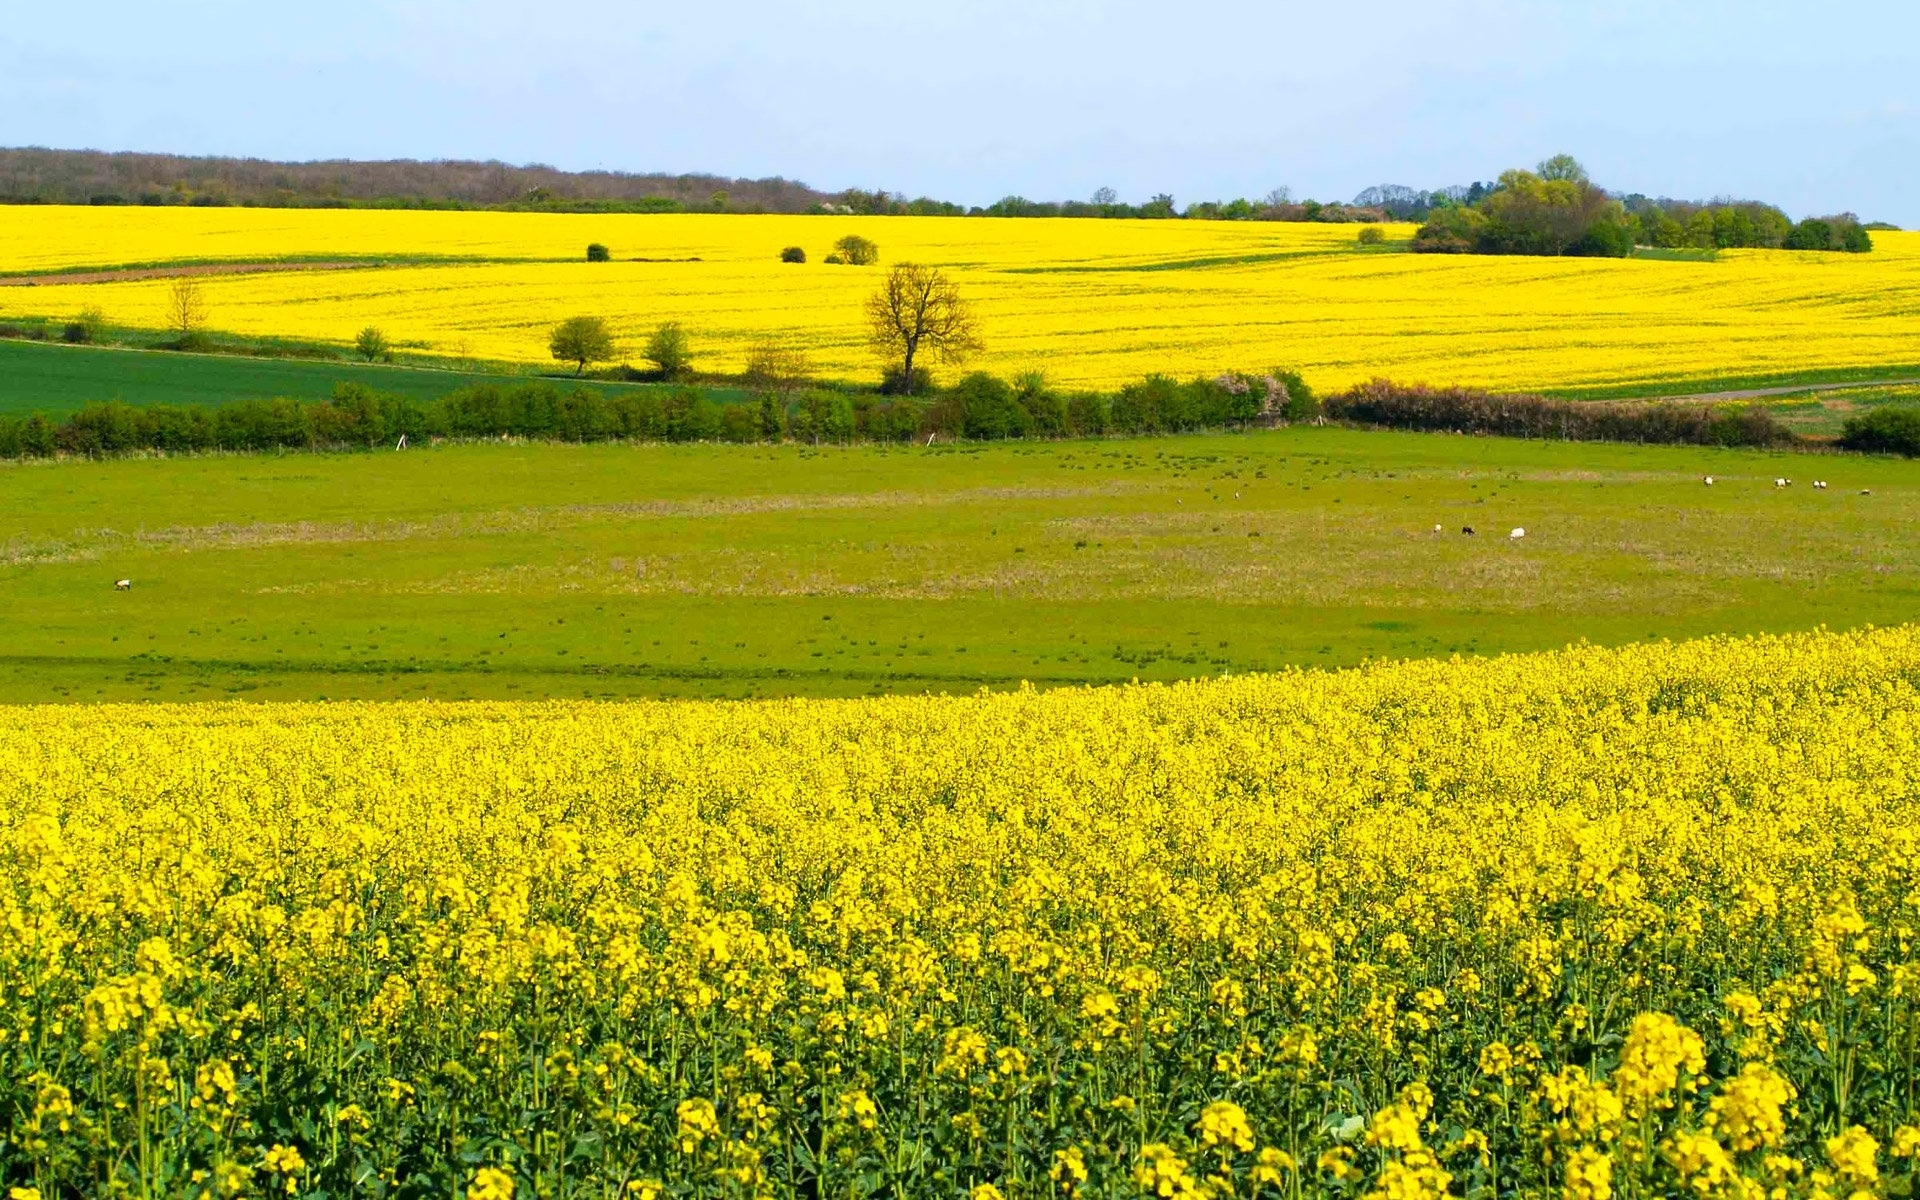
[3,0,1916,224]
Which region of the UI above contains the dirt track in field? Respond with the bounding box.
[0,261,372,287]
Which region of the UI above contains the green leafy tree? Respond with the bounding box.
[355,326,391,363]
[834,235,879,266]
[549,316,616,376]
[645,322,693,380]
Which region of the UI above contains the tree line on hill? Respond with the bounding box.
[1411,155,1875,257]
[0,148,831,214]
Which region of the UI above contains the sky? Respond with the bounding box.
[2,0,1916,224]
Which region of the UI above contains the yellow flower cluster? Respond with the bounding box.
[0,625,1917,1197]
[1,206,1917,390]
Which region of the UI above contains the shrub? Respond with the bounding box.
[1357,225,1386,245]
[20,413,58,457]
[780,246,806,264]
[789,389,856,443]
[354,325,391,363]
[1840,406,1920,456]
[61,402,143,455]
[939,372,1028,441]
[1411,205,1483,253]
[833,235,879,266]
[61,322,91,344]
[662,386,722,441]
[823,253,845,265]
[878,364,934,396]
[1271,368,1319,422]
[853,396,926,442]
[1015,372,1066,436]
[214,397,313,451]
[1065,392,1110,436]
[1325,380,1797,447]
[719,404,761,443]
[1785,215,1873,253]
[644,322,693,381]
[586,243,611,262]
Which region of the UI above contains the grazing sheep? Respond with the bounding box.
[1509,528,1526,540]
[1813,480,1828,489]
[1704,476,1715,485]
[1433,524,1443,533]
[1462,526,1475,536]
[114,579,131,591]
[1775,478,1788,488]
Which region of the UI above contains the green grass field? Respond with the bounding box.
[0,338,682,417]
[3,427,1916,703]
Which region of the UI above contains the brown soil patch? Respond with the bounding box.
[0,261,373,287]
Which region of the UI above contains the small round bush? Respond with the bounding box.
[586,243,611,262]
[823,253,846,265]
[1357,225,1386,245]
[781,246,807,263]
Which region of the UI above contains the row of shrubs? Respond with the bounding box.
[10,375,1912,460]
[1838,406,1920,456]
[0,370,1320,458]
[1322,380,1799,447]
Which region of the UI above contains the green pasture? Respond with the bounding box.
[2,428,1916,703]
[0,338,691,417]
[1754,382,1920,437]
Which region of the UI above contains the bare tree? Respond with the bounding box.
[865,264,981,395]
[166,277,209,342]
[1264,186,1293,207]
[744,340,813,437]
[1091,186,1118,206]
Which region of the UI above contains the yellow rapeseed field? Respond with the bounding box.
[2,626,1917,1198]
[2,206,1917,391]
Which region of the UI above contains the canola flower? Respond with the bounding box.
[1,626,1919,1197]
[2,207,1918,391]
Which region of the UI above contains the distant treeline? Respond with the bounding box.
[0,371,1319,458]
[1324,380,1796,447]
[3,149,1893,239]
[1413,156,1875,257]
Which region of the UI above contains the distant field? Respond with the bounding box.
[1755,380,1920,436]
[0,207,1917,394]
[3,427,1916,703]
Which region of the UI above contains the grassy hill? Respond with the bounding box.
[2,427,1915,702]
[0,338,672,417]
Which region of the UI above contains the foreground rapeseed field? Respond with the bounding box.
[3,207,1919,391]
[2,626,1917,1199]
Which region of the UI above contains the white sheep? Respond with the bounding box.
[1704,476,1715,485]
[1509,527,1526,540]
[1433,524,1443,533]
[1775,478,1788,488]
[1813,480,1828,489]
[114,579,131,591]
